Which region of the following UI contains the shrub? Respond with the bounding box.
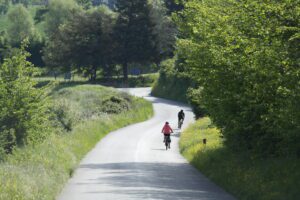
[102,95,131,114]
[152,58,193,103]
[51,99,80,131]
[0,44,51,155]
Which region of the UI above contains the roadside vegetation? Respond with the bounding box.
[180,118,300,200]
[35,72,158,88]
[0,49,153,200]
[151,58,192,103]
[0,92,152,200]
[98,73,158,87]
[152,1,300,198]
[154,0,300,156]
[0,88,152,200]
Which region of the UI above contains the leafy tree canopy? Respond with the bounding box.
[114,0,157,80]
[6,4,37,45]
[176,0,300,156]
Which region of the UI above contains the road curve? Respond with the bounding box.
[57,88,235,200]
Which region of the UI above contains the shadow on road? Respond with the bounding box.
[151,148,167,151]
[76,162,235,200]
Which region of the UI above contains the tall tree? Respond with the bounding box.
[44,6,116,80]
[43,0,78,38]
[149,0,177,64]
[6,4,36,45]
[114,0,157,81]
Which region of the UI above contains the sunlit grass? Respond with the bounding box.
[180,118,300,200]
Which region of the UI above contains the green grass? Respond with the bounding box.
[98,73,158,87]
[180,118,300,200]
[0,84,153,200]
[35,73,159,88]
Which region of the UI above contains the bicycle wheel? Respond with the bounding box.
[179,120,183,129]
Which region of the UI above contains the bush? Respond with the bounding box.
[51,99,80,131]
[102,95,131,114]
[151,58,193,103]
[186,87,208,118]
[49,84,136,131]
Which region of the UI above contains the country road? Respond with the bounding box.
[57,88,235,200]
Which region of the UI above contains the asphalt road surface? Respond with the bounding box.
[57,88,235,200]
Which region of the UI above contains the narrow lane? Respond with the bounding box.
[57,88,235,200]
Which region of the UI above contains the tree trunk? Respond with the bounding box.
[122,62,128,83]
[90,65,97,82]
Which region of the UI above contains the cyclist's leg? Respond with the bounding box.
[164,134,168,142]
[168,135,171,148]
[167,135,171,143]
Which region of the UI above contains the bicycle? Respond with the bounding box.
[164,135,171,150]
[178,118,184,129]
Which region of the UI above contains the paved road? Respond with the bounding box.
[57,88,235,200]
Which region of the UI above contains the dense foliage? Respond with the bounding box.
[0,0,9,14]
[175,0,300,156]
[113,0,157,81]
[150,0,177,62]
[44,5,116,80]
[164,0,184,14]
[152,58,193,103]
[6,4,36,45]
[0,0,176,80]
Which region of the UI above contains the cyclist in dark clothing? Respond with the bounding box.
[178,110,185,129]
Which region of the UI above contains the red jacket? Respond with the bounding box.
[162,124,173,135]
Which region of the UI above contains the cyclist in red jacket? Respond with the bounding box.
[162,122,173,143]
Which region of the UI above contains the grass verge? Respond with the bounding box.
[0,85,153,200]
[180,118,300,200]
